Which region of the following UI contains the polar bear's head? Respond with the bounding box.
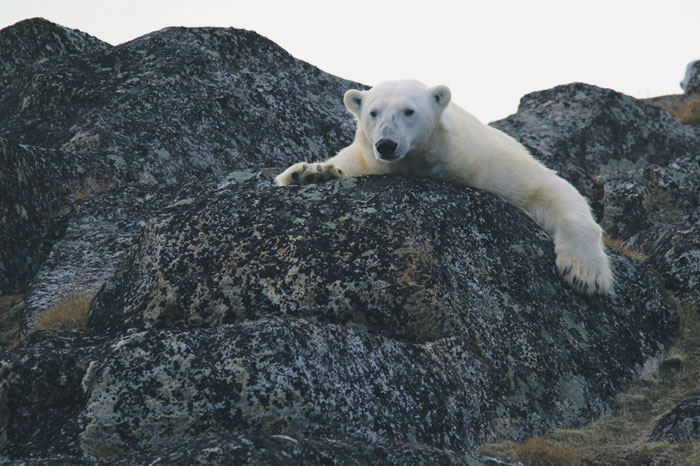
[343,80,451,162]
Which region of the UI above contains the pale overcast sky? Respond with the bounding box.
[2,0,699,123]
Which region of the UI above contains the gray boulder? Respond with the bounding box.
[624,225,700,307]
[82,171,676,459]
[0,18,363,295]
[0,19,361,184]
[0,17,110,75]
[650,392,700,443]
[681,60,700,95]
[0,18,693,466]
[590,155,700,240]
[0,139,74,294]
[491,83,700,196]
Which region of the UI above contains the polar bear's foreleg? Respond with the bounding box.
[519,175,613,295]
[275,144,368,186]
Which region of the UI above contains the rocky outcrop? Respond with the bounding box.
[0,139,74,294]
[0,18,697,465]
[682,60,700,95]
[491,83,700,194]
[645,60,700,125]
[590,155,700,240]
[0,17,363,295]
[650,392,700,443]
[0,17,109,75]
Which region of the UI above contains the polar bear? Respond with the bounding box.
[276,80,613,295]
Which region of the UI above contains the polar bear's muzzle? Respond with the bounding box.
[375,139,401,161]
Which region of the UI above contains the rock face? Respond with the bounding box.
[491,82,700,194]
[0,17,110,75]
[0,17,362,296]
[650,392,700,443]
[682,60,700,95]
[644,60,700,125]
[0,17,696,465]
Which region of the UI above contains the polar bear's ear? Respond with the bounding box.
[344,89,364,116]
[430,85,451,109]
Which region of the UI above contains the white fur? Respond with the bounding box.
[276,80,613,295]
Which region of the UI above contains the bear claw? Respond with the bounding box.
[275,162,345,186]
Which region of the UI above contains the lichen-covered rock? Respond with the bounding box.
[106,429,524,466]
[21,184,193,333]
[0,17,110,75]
[591,156,700,240]
[491,83,700,195]
[0,331,105,459]
[79,320,490,458]
[624,225,700,306]
[0,138,75,294]
[0,20,363,185]
[0,19,370,294]
[649,392,700,443]
[0,295,24,346]
[0,18,693,466]
[682,60,700,95]
[82,171,676,458]
[0,18,364,295]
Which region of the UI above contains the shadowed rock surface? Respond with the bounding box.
[650,392,700,443]
[491,83,700,195]
[0,18,363,295]
[0,17,110,75]
[0,18,697,465]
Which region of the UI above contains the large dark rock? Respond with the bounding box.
[649,392,700,443]
[0,331,106,459]
[0,138,75,294]
[682,60,700,95]
[590,155,700,240]
[0,18,363,295]
[0,19,362,184]
[491,83,700,196]
[81,171,676,459]
[0,17,110,75]
[21,184,186,332]
[0,18,694,465]
[624,225,700,306]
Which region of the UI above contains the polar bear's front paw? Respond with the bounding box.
[275,162,344,186]
[555,243,613,296]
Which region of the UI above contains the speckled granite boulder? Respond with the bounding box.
[0,331,106,459]
[650,392,700,443]
[0,19,362,185]
[108,432,524,466]
[624,225,700,306]
[0,17,693,466]
[590,155,700,240]
[21,184,193,333]
[682,60,700,95]
[0,17,110,75]
[80,171,676,459]
[0,138,75,294]
[491,83,700,195]
[0,17,363,295]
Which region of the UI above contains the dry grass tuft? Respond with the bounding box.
[31,287,94,332]
[514,437,581,466]
[69,176,114,203]
[603,236,648,262]
[479,300,700,465]
[671,94,700,125]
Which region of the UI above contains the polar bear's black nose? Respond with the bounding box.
[376,139,398,157]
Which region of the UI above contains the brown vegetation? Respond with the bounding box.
[480,300,700,464]
[31,287,93,332]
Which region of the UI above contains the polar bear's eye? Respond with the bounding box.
[404,109,415,116]
[370,110,377,118]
